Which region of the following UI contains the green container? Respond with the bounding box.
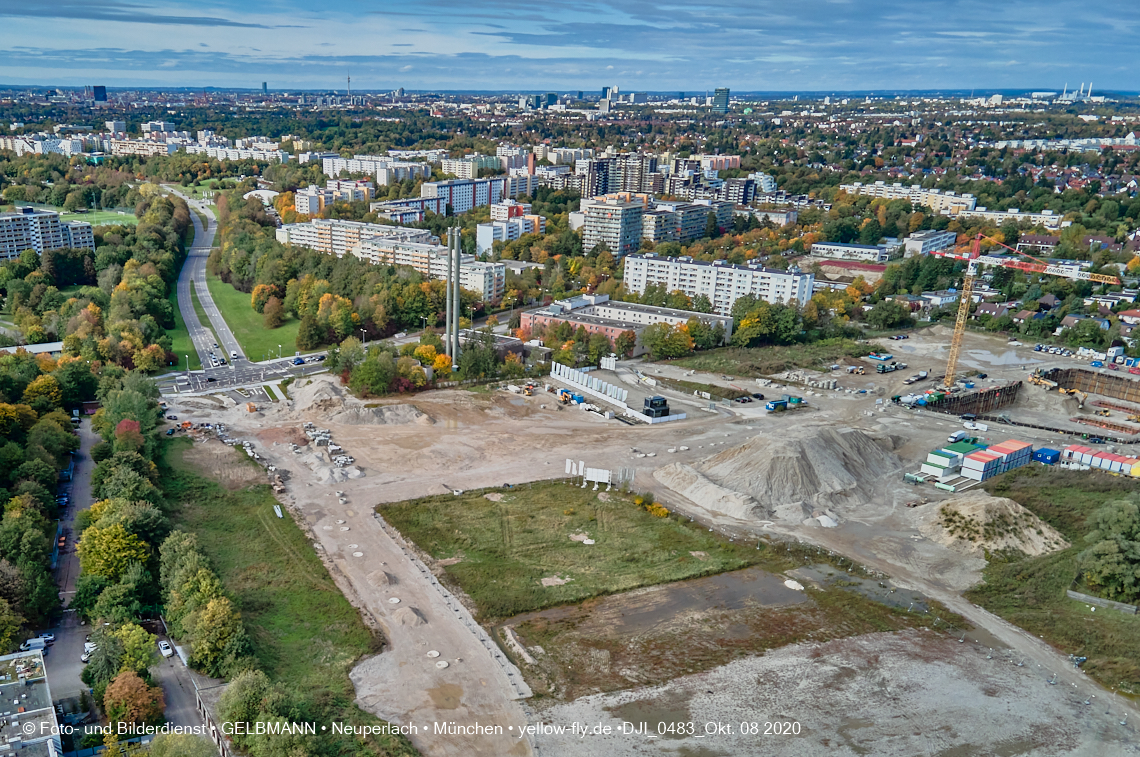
[935,482,956,492]
[788,396,803,404]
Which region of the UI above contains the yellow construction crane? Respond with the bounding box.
[933,235,1120,388]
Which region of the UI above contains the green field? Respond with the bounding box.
[205,274,303,359]
[160,439,416,757]
[172,179,225,200]
[380,483,764,619]
[968,467,1140,692]
[62,209,138,226]
[166,288,201,370]
[664,339,872,376]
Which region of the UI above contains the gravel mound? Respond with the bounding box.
[392,606,427,626]
[331,405,433,426]
[653,464,762,519]
[659,427,903,520]
[918,493,1069,558]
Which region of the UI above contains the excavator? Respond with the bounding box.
[1060,388,1088,408]
[932,236,1119,389]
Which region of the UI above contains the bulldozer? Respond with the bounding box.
[1095,408,1111,417]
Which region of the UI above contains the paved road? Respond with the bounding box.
[44,419,96,699]
[150,649,200,728]
[167,189,244,366]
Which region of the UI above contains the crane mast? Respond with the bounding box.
[932,234,1120,389]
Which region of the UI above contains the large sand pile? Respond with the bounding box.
[918,493,1069,558]
[656,427,903,520]
[331,405,434,426]
[291,375,349,412]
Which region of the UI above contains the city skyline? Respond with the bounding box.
[0,0,1136,92]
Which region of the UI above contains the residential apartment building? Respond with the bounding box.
[956,207,1065,230]
[421,177,512,214]
[809,242,892,263]
[0,207,82,258]
[322,155,432,185]
[63,220,94,250]
[581,194,648,256]
[520,293,731,356]
[490,199,532,221]
[623,253,814,316]
[735,207,798,226]
[840,181,977,214]
[275,219,435,258]
[183,144,289,162]
[110,139,176,157]
[441,155,501,179]
[294,185,333,215]
[351,239,505,300]
[904,229,958,258]
[368,197,449,224]
[476,215,546,254]
[326,179,374,203]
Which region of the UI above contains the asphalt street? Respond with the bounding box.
[167,189,243,366]
[44,419,96,700]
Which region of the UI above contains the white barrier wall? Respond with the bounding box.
[551,362,629,403]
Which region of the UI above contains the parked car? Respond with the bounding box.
[166,429,175,436]
[37,633,54,644]
[315,355,327,362]
[293,357,305,365]
[158,640,174,658]
[1091,361,1104,367]
[166,415,177,421]
[207,377,217,382]
[751,393,765,400]
[80,652,90,663]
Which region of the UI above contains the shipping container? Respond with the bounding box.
[1033,448,1060,465]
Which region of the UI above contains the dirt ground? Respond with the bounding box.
[159,327,1140,757]
[176,436,266,490]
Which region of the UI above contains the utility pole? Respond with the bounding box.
[445,227,453,358]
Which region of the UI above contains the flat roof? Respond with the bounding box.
[629,252,803,277]
[0,343,63,356]
[589,300,731,321]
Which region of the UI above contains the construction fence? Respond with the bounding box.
[924,381,1022,417]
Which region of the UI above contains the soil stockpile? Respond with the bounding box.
[918,493,1069,557]
[331,405,434,426]
[653,464,763,519]
[658,427,903,520]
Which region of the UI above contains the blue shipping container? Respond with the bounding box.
[1033,448,1060,465]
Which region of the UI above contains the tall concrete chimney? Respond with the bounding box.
[444,229,453,355]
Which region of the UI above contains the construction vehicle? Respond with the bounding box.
[1095,408,1111,417]
[523,385,533,396]
[557,389,571,404]
[932,235,1120,388]
[766,399,788,412]
[1060,388,1088,408]
[1028,371,1058,389]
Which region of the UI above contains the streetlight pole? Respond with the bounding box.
[278,344,282,360]
[185,356,190,389]
[361,328,367,350]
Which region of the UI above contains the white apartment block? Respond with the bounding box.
[323,155,432,185]
[582,198,645,257]
[623,253,814,316]
[490,200,532,222]
[749,172,777,193]
[956,207,1066,230]
[840,181,977,214]
[387,149,449,162]
[0,207,93,259]
[421,177,512,215]
[183,144,289,162]
[476,215,546,254]
[352,239,505,300]
[111,139,176,157]
[441,155,501,179]
[904,229,958,258]
[294,185,333,215]
[808,242,891,263]
[276,219,435,258]
[63,221,94,250]
[326,179,374,202]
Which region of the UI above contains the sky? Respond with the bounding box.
[1,0,1136,93]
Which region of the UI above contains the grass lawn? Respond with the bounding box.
[967,466,1140,692]
[205,273,303,359]
[379,482,765,620]
[663,338,872,377]
[160,439,417,757]
[166,288,201,370]
[62,209,138,226]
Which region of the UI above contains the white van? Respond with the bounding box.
[947,431,968,443]
[19,638,46,651]
[230,351,238,360]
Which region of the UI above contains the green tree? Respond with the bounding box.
[615,330,637,358]
[114,623,157,676]
[148,735,218,757]
[295,313,325,350]
[866,300,914,331]
[78,523,149,581]
[190,597,252,677]
[263,296,284,329]
[1078,498,1140,602]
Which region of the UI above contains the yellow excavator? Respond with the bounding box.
[1060,388,1088,408]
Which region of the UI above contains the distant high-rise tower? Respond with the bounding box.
[712,87,730,114]
[92,85,107,102]
[262,82,267,94]
[347,73,351,97]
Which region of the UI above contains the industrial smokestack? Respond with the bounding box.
[451,229,461,364]
[444,229,453,356]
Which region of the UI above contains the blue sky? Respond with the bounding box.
[1,0,1135,92]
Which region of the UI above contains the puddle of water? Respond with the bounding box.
[505,566,808,635]
[793,564,930,612]
[965,349,1043,367]
[607,691,692,740]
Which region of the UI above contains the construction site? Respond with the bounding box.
[154,314,1140,756]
